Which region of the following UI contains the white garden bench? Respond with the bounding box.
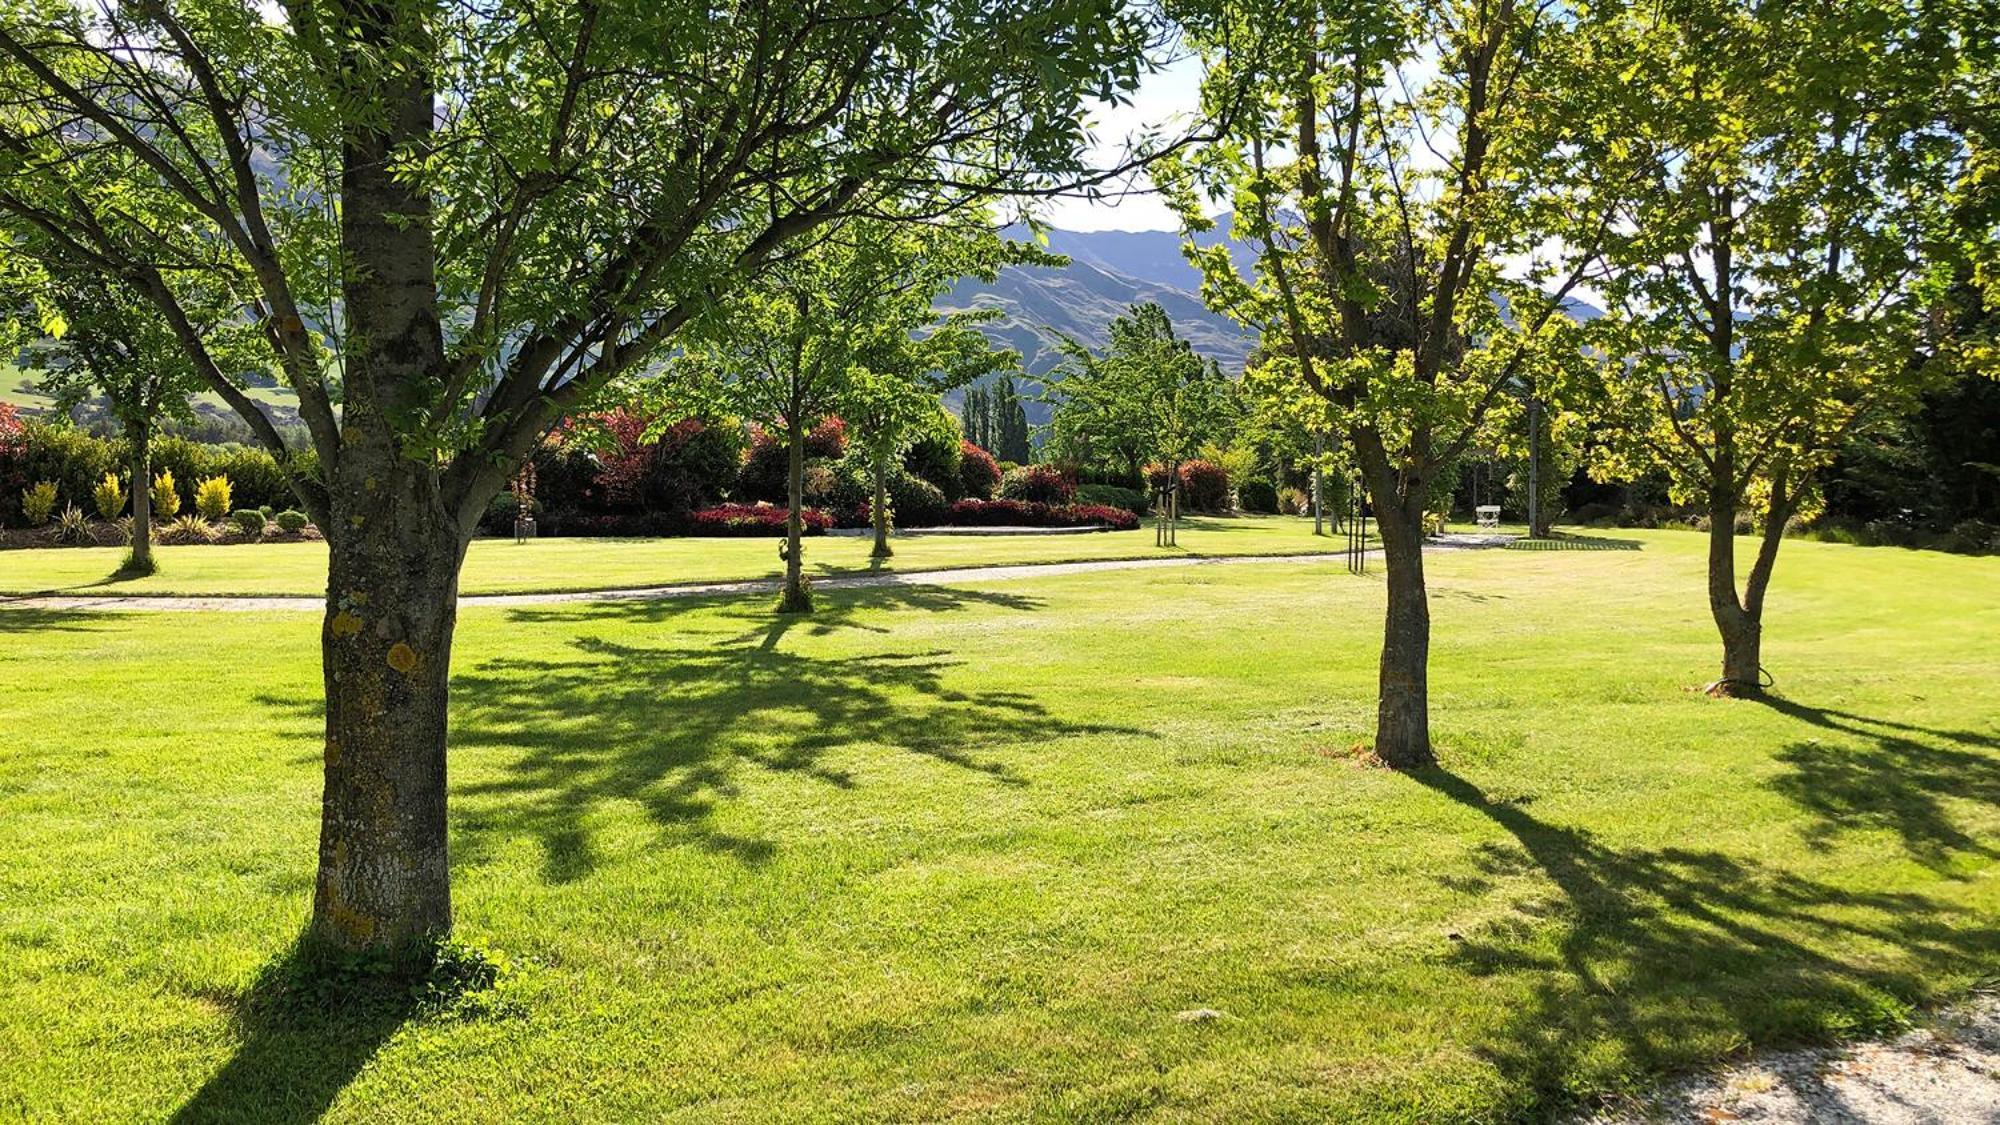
[1475,505,1501,529]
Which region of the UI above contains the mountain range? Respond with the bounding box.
[943,221,1258,414]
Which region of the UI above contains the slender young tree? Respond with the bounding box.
[1160,0,1622,765]
[688,218,1018,607]
[1046,302,1236,539]
[0,0,1160,958]
[845,321,1014,559]
[1583,0,1967,694]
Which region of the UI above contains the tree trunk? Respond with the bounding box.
[1357,436,1435,768]
[309,456,464,954]
[870,449,893,559]
[127,422,152,571]
[779,417,811,612]
[1705,488,1762,694]
[1707,483,1796,695]
[1373,498,1435,767]
[309,14,461,957]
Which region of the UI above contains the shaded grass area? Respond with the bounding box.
[0,534,1996,1121]
[0,513,1337,598]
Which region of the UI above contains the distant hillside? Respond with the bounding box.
[944,221,1259,424]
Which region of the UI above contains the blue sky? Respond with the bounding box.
[1036,56,1205,233]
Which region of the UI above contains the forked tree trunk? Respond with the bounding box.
[1705,484,1794,696]
[127,423,152,571]
[309,450,465,953]
[779,418,811,612]
[871,449,893,559]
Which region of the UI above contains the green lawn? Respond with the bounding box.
[1,532,1995,1121]
[0,514,1344,597]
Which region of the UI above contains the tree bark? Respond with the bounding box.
[1705,486,1761,694]
[1358,436,1436,768]
[1706,482,1795,695]
[127,422,152,571]
[1372,499,1435,767]
[779,417,811,612]
[309,454,464,954]
[870,449,893,559]
[307,11,462,957]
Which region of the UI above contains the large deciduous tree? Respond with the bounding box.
[0,0,1158,958]
[1582,0,1969,694]
[1160,0,1619,765]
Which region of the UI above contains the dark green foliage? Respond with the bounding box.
[1237,479,1279,514]
[965,379,1031,462]
[1824,373,2000,535]
[644,420,745,516]
[1075,483,1151,516]
[230,509,267,536]
[529,444,602,515]
[902,427,964,498]
[736,421,845,505]
[887,473,950,527]
[274,510,311,533]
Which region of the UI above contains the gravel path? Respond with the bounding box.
[1585,993,2000,1124]
[0,534,1513,613]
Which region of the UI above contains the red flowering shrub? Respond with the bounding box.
[1178,459,1230,512]
[944,499,1137,531]
[573,409,741,516]
[957,440,1001,499]
[590,408,654,508]
[738,418,847,503]
[998,463,1075,504]
[1142,460,1230,512]
[689,503,831,536]
[804,416,847,459]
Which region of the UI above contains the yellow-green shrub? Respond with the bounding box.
[152,470,181,519]
[93,473,126,519]
[195,474,233,520]
[22,480,58,524]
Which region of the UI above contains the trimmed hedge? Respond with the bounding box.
[944,499,1139,531]
[0,418,317,527]
[689,503,832,536]
[1075,483,1151,517]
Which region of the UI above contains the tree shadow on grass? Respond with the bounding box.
[0,605,127,632]
[445,583,1136,884]
[1411,766,2000,1118]
[169,941,421,1125]
[1757,696,2000,872]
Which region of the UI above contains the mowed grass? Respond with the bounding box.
[0,514,1338,598]
[1,532,1996,1122]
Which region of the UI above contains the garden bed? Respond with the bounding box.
[829,523,1128,537]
